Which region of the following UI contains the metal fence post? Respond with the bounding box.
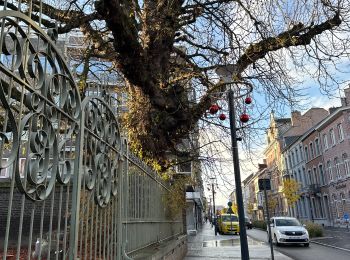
[68,105,86,260]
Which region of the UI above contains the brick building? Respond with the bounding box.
[316,104,350,226]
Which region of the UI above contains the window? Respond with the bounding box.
[19,158,26,178]
[319,164,325,185]
[341,193,346,214]
[299,145,304,161]
[337,123,344,141]
[309,142,314,159]
[327,160,333,181]
[288,154,292,168]
[0,158,9,178]
[315,138,320,156]
[332,194,340,218]
[330,128,336,146]
[292,151,295,166]
[307,169,312,185]
[296,148,300,163]
[176,161,192,174]
[294,169,298,182]
[342,153,350,176]
[313,167,318,185]
[323,134,328,150]
[304,146,309,161]
[319,197,325,218]
[334,157,341,179]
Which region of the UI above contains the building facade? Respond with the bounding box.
[244,88,350,227]
[316,105,350,226]
[264,113,291,216]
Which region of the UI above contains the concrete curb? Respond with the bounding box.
[253,227,266,232]
[310,240,350,253]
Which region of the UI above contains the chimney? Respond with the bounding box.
[258,162,267,170]
[329,107,338,114]
[291,111,302,126]
[341,97,347,107]
[344,86,350,107]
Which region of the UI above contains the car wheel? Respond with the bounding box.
[304,243,309,247]
[274,234,280,246]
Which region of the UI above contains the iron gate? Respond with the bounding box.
[0,2,183,260]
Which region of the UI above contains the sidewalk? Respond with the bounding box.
[184,223,293,260]
[311,226,350,251]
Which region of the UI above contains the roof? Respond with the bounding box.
[282,106,350,151]
[275,118,291,123]
[271,216,298,219]
[284,135,300,148]
[242,173,254,184]
[315,106,350,131]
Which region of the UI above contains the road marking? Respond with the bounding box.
[311,240,350,253]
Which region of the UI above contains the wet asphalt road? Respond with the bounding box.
[247,228,350,260]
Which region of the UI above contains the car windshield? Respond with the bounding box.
[275,218,301,226]
[222,215,238,222]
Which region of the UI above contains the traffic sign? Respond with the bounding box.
[344,213,349,220]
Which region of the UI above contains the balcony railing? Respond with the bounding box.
[308,184,321,194]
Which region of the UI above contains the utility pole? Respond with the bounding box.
[212,183,216,217]
[263,181,274,260]
[212,182,217,235]
[208,197,212,220]
[228,89,249,260]
[215,67,253,259]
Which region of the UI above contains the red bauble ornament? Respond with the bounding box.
[240,113,249,123]
[219,113,226,120]
[245,97,252,104]
[209,104,219,114]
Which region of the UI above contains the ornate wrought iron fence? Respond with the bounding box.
[0,1,183,259]
[124,154,183,258]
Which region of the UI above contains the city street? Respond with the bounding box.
[247,229,350,260]
[185,223,292,259]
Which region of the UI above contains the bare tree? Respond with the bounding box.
[7,0,350,169]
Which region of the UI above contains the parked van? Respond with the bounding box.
[217,214,240,235]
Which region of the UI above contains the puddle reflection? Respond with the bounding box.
[203,237,264,247]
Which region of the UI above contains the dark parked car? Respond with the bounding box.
[245,217,253,229]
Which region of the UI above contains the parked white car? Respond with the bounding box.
[267,217,309,247]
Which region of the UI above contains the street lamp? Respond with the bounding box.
[216,66,252,260]
[208,177,217,235]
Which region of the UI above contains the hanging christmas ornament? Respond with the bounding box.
[240,113,249,123]
[245,96,252,104]
[219,113,226,120]
[209,104,219,114]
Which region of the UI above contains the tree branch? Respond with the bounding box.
[235,11,341,76]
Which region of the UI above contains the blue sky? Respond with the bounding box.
[203,49,350,207]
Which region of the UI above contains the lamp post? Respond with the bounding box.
[209,177,217,235]
[216,66,251,260]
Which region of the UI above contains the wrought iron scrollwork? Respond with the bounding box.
[81,97,122,207]
[0,11,123,206]
[0,11,81,201]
